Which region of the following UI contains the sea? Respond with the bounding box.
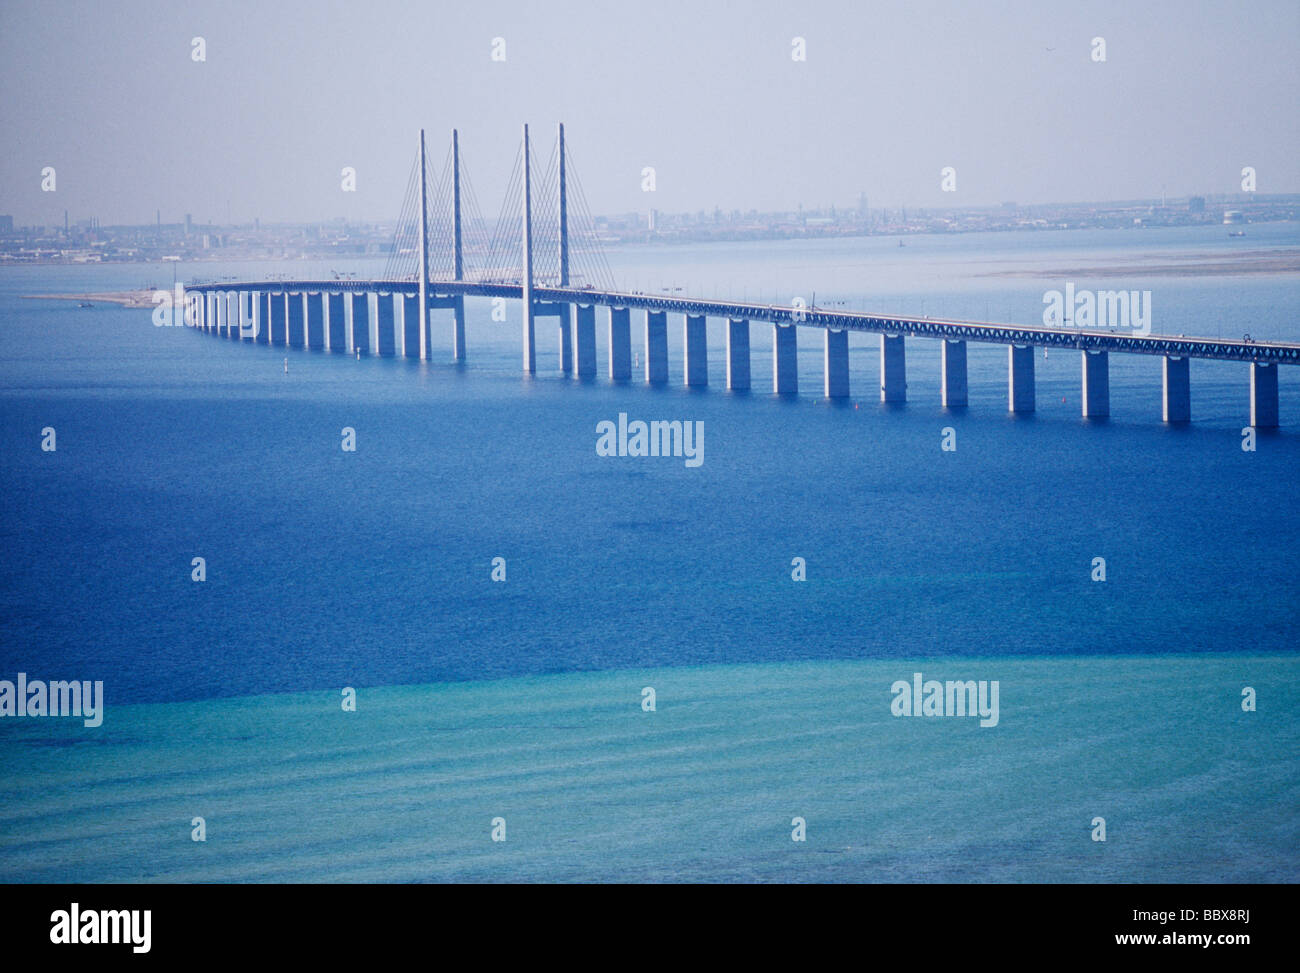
[1,223,1297,882]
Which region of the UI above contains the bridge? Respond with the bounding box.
[180,125,1298,428]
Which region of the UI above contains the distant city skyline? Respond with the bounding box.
[2,0,1298,226]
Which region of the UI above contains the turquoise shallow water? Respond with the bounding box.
[1,656,1294,883]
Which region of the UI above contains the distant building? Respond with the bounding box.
[1188,196,1205,213]
[0,215,12,233]
[184,213,193,235]
[1223,210,1244,224]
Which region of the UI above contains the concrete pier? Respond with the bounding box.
[235,292,248,340]
[684,314,708,387]
[727,318,750,391]
[257,293,272,344]
[226,292,239,339]
[349,294,369,355]
[522,303,536,373]
[823,328,849,399]
[327,294,345,351]
[609,307,631,381]
[573,305,596,377]
[268,293,286,345]
[1008,344,1035,413]
[941,339,967,408]
[559,308,573,374]
[1251,361,1279,429]
[645,310,668,384]
[773,324,798,395]
[205,293,216,334]
[377,294,396,357]
[287,293,306,348]
[306,294,326,349]
[1162,356,1190,423]
[452,296,466,361]
[248,291,261,341]
[881,335,906,403]
[1081,350,1110,418]
[402,295,420,359]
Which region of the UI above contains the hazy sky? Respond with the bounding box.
[2,0,1297,226]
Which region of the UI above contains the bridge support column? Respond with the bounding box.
[234,293,246,339]
[1251,362,1279,429]
[684,314,708,387]
[205,293,216,333]
[452,296,466,361]
[559,306,573,374]
[727,319,750,391]
[941,339,967,408]
[1008,344,1035,413]
[348,293,368,354]
[574,305,596,377]
[307,294,327,349]
[327,294,345,351]
[402,294,420,359]
[287,294,306,348]
[823,328,849,399]
[1081,350,1109,418]
[645,311,668,384]
[522,302,536,374]
[268,293,285,345]
[377,294,396,356]
[222,292,236,339]
[248,291,261,341]
[881,335,906,403]
[215,292,227,336]
[257,293,271,344]
[1162,356,1190,423]
[609,307,631,381]
[773,324,798,395]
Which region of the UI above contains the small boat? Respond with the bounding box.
[1227,230,1245,238]
[78,301,93,308]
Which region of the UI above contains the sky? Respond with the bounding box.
[2,0,1298,226]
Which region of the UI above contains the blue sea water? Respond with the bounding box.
[0,224,1296,882]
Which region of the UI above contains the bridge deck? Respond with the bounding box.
[185,280,1300,365]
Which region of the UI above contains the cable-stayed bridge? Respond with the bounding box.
[182,125,1298,428]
